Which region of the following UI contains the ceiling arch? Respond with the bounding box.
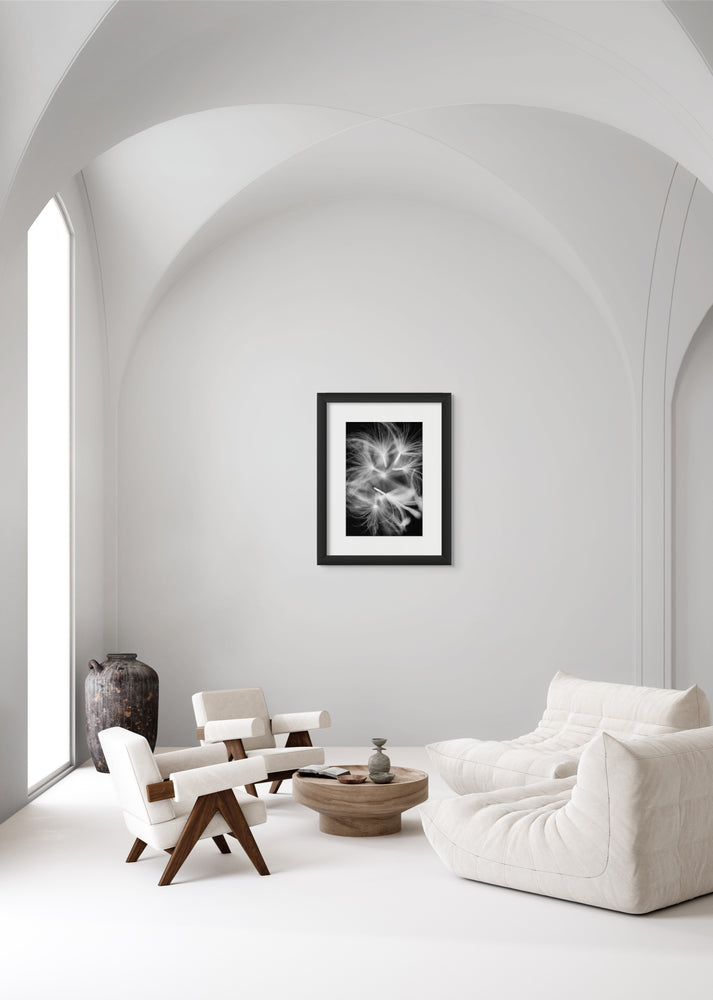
[3,1,713,406]
[81,100,672,399]
[5,0,713,262]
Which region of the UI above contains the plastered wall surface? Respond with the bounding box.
[0,246,29,819]
[117,200,635,746]
[674,306,713,693]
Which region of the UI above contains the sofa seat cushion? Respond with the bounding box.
[421,777,586,875]
[426,734,585,795]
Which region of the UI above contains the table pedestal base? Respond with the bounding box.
[320,812,401,837]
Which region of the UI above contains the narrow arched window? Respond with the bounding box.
[27,197,73,793]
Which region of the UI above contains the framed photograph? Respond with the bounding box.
[317,392,451,565]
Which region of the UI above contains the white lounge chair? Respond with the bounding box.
[192,687,331,795]
[99,727,270,885]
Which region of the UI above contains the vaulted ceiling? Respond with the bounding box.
[3,1,713,391]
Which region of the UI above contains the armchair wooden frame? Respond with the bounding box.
[133,780,270,886]
[196,726,313,797]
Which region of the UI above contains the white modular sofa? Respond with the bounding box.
[427,671,711,795]
[421,725,713,913]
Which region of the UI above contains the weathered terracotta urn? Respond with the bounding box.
[85,653,159,772]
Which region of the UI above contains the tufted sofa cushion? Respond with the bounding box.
[426,671,711,794]
[421,726,713,913]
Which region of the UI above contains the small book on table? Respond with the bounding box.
[297,765,351,779]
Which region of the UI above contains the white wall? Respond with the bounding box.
[668,181,713,700]
[674,305,713,694]
[117,199,635,747]
[0,239,29,820]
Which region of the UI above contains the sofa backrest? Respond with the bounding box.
[192,688,276,751]
[99,727,177,825]
[542,671,711,737]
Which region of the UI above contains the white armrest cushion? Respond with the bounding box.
[154,744,228,779]
[203,716,266,742]
[271,710,331,735]
[170,756,268,802]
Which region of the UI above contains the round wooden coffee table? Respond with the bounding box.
[292,764,428,836]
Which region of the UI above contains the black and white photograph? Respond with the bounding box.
[345,421,423,537]
[317,393,451,564]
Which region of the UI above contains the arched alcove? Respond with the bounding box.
[117,197,636,744]
[673,303,713,695]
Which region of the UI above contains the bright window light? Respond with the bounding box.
[27,198,72,792]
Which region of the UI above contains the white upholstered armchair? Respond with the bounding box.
[422,725,713,914]
[99,727,270,886]
[192,688,331,795]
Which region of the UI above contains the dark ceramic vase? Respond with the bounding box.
[85,653,159,772]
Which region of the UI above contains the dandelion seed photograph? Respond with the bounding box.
[317,392,451,565]
[345,422,423,537]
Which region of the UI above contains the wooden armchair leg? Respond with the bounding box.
[274,731,314,794]
[225,739,258,797]
[126,838,147,863]
[213,835,231,854]
[217,790,270,876]
[285,731,313,748]
[158,794,219,887]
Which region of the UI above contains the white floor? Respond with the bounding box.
[2,747,713,999]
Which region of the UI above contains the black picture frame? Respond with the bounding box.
[317,392,452,565]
